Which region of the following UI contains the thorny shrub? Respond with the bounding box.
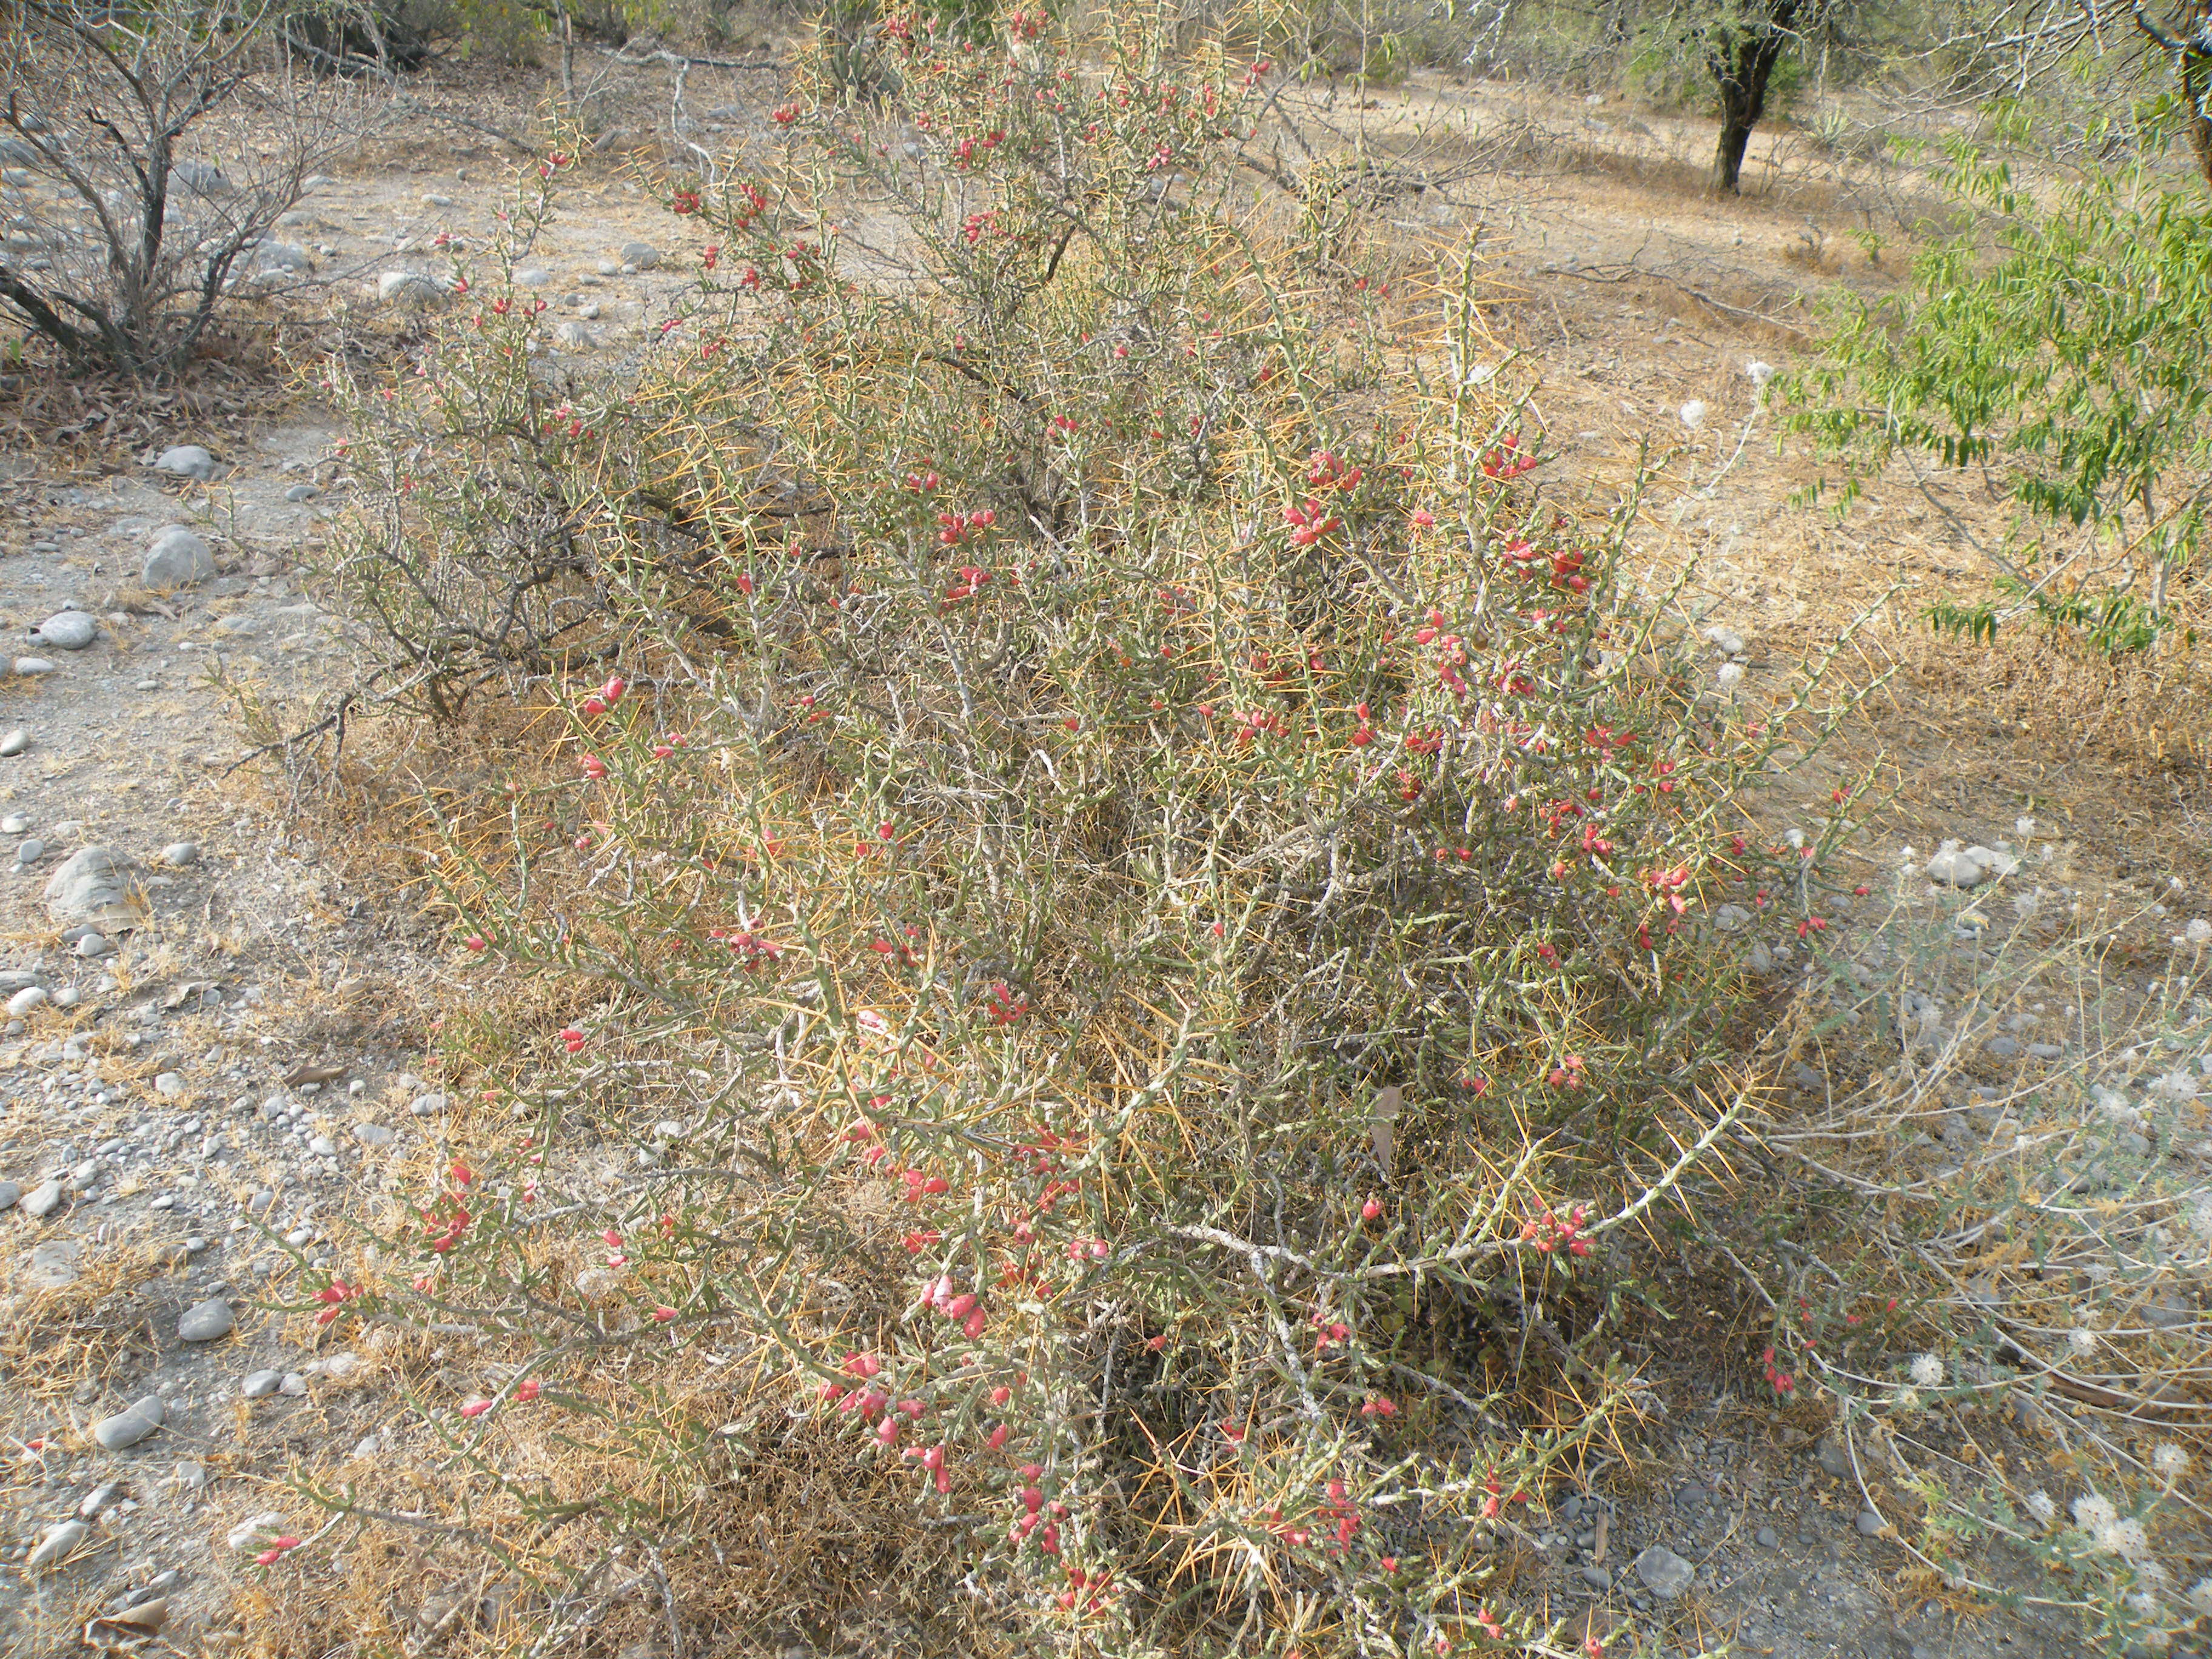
[303,9,1869,1654]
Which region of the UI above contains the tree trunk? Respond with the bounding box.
[1708,1,1797,194]
[2185,49,2212,190]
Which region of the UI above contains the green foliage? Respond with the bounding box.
[1789,146,2212,649]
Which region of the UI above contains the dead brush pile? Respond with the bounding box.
[275,10,1867,1655]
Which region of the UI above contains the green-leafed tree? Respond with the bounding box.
[1789,142,2212,652]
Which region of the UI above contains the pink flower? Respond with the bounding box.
[461,1398,494,1418]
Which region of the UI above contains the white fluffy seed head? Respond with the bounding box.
[2153,1443,2190,1478]
[2094,1517,2150,1559]
[2068,1327,2098,1355]
[1909,1353,1945,1387]
[2073,1493,2118,1529]
[2187,1577,2212,1617]
[1716,662,1744,689]
[2026,1490,2056,1524]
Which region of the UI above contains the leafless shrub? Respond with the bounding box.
[0,0,370,376]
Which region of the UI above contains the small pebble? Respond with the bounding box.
[74,933,111,959]
[52,986,81,1008]
[1634,1544,1694,1600]
[12,657,55,676]
[17,836,46,863]
[1855,1508,1885,1537]
[6,985,45,1016]
[21,1178,63,1218]
[92,1396,163,1450]
[32,610,97,650]
[278,1373,308,1396]
[159,842,201,868]
[241,1370,283,1399]
[0,814,26,834]
[354,1122,397,1146]
[178,1298,235,1342]
[283,484,321,503]
[1756,1525,1780,1547]
[27,1519,87,1570]
[153,1072,185,1098]
[0,729,29,757]
[0,1181,17,1210]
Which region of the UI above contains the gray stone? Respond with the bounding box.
[6,985,45,1016]
[241,1369,283,1398]
[1634,1544,1694,1600]
[153,1071,185,1098]
[246,1189,273,1215]
[283,484,320,503]
[154,444,218,480]
[12,656,55,677]
[279,1373,307,1396]
[32,609,96,650]
[620,240,661,269]
[0,1181,18,1210]
[1578,1565,1612,1590]
[77,1481,119,1520]
[27,1238,81,1289]
[1755,1525,1779,1547]
[172,161,232,197]
[2145,1294,2194,1330]
[178,1298,234,1341]
[26,1518,87,1570]
[409,1093,447,1117]
[142,525,215,588]
[0,814,27,833]
[158,842,201,868]
[1925,841,2016,888]
[17,837,46,863]
[512,266,553,287]
[377,270,449,309]
[1704,625,1744,654]
[353,1122,396,1146]
[21,1178,63,1219]
[307,1135,337,1157]
[1986,1035,2021,1059]
[1855,1507,1885,1536]
[1815,1435,1850,1478]
[2028,1042,2064,1059]
[92,1396,163,1450]
[44,846,145,930]
[0,728,26,757]
[73,932,110,959]
[552,320,597,350]
[254,241,312,272]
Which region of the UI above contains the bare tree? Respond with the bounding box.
[0,0,363,377]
